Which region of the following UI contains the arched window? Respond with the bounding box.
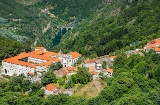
[5,69,7,74]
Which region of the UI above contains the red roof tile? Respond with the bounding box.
[154,47,160,52]
[89,66,95,71]
[84,59,96,63]
[46,83,56,91]
[71,52,81,59]
[110,56,116,59]
[67,67,76,71]
[28,72,34,76]
[106,68,113,74]
[145,38,160,50]
[91,70,98,75]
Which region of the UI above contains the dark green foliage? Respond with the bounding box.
[0,35,31,62]
[43,94,69,105]
[96,52,160,105]
[102,61,107,69]
[42,0,105,21]
[7,75,31,92]
[29,82,42,92]
[88,96,108,105]
[65,80,75,89]
[72,67,92,84]
[41,71,57,85]
[57,0,160,57]
[49,62,63,71]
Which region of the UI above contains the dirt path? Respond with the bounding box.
[42,22,51,33]
[93,80,105,92]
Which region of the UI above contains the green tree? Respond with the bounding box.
[102,61,107,69]
[41,71,57,85]
[73,67,92,84]
[49,62,63,71]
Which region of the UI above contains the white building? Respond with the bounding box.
[58,51,81,67]
[83,59,96,68]
[1,47,81,77]
[104,68,113,77]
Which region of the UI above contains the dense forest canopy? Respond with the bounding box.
[41,0,106,21]
[0,0,107,48]
[56,0,160,57]
[0,35,30,62]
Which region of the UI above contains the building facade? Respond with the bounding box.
[1,47,81,77]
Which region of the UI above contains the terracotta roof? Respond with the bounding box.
[3,56,37,68]
[43,52,59,57]
[52,58,60,63]
[28,72,34,76]
[54,69,68,77]
[2,47,80,69]
[91,70,98,75]
[89,66,95,71]
[106,68,113,74]
[71,52,81,59]
[46,83,56,91]
[154,47,160,52]
[110,56,116,59]
[145,38,160,50]
[31,50,44,55]
[67,67,76,71]
[84,59,96,63]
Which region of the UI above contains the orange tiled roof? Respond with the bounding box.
[106,68,113,74]
[46,83,56,91]
[71,52,81,59]
[89,66,95,71]
[28,71,34,76]
[3,47,81,69]
[3,53,37,68]
[154,47,160,52]
[31,50,45,55]
[92,70,98,75]
[43,52,59,57]
[110,56,116,59]
[67,67,76,71]
[145,38,160,50]
[52,58,60,63]
[84,59,96,63]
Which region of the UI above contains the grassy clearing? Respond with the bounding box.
[73,80,105,98]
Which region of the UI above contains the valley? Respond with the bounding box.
[0,0,160,105]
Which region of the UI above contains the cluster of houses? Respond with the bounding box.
[144,38,160,53]
[82,57,115,80]
[1,38,159,96]
[45,83,75,96]
[1,47,81,77]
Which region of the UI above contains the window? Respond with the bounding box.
[5,69,7,74]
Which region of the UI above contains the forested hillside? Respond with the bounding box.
[0,0,66,47]
[56,0,160,57]
[40,0,107,21]
[0,51,160,104]
[0,0,107,48]
[0,35,30,62]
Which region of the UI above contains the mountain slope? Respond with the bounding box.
[0,0,66,47]
[0,0,108,48]
[56,0,160,57]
